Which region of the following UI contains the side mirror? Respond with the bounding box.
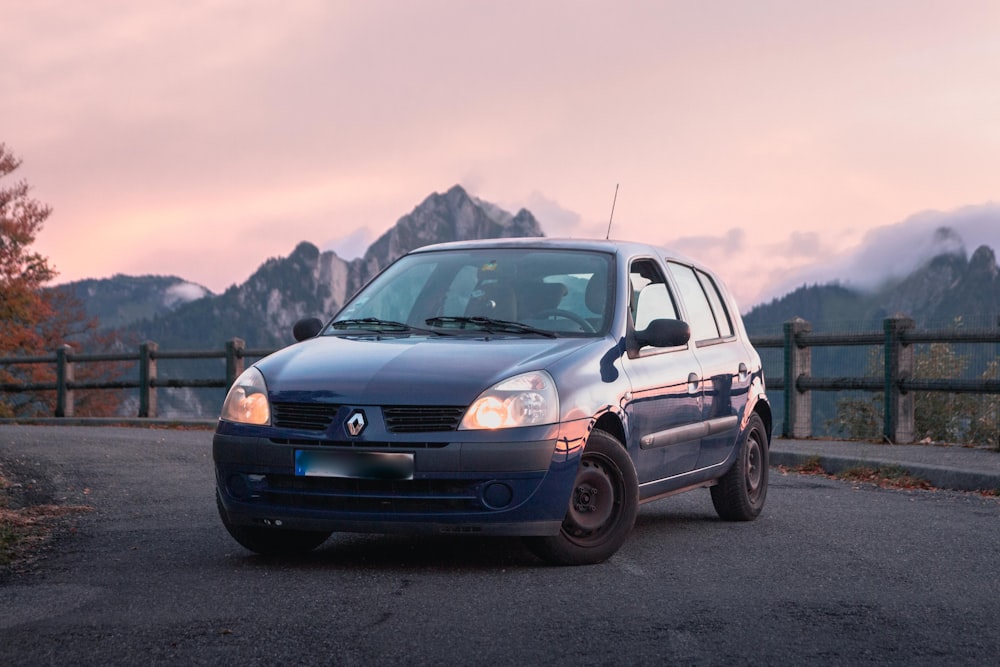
[293,317,324,342]
[633,318,690,349]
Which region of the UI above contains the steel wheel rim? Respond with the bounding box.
[562,453,623,544]
[745,430,763,501]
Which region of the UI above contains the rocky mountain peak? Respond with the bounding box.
[289,241,321,262]
[121,187,548,350]
[356,185,542,279]
[969,245,998,280]
[745,241,1000,332]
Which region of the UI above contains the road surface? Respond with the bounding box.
[1,425,998,665]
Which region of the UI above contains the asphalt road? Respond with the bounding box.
[1,424,998,666]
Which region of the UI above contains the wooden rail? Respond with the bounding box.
[751,316,1000,443]
[2,316,999,443]
[0,338,274,419]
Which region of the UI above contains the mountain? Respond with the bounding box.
[52,275,211,331]
[743,243,1000,334]
[742,242,1000,440]
[45,196,1000,420]
[59,202,1000,345]
[112,184,544,349]
[42,185,543,417]
[741,283,868,334]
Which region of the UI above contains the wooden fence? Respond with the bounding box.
[0,338,270,419]
[2,316,1000,442]
[752,315,1000,442]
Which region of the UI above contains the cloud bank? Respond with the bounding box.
[766,202,1000,299]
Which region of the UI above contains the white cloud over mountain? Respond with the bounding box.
[767,202,1000,299]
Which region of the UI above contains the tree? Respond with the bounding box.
[1,142,127,417]
[0,143,56,344]
[830,337,1000,447]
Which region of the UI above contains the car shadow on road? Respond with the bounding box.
[220,504,724,571]
[224,533,546,572]
[633,506,720,530]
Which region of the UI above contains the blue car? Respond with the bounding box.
[214,238,771,565]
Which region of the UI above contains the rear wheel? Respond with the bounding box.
[711,413,768,521]
[217,493,331,556]
[525,429,638,565]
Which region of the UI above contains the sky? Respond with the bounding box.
[4,0,1000,311]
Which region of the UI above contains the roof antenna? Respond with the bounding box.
[605,183,619,239]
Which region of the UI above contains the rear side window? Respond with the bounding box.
[667,262,733,342]
[696,270,733,337]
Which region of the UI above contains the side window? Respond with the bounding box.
[634,284,674,329]
[696,269,734,337]
[667,262,720,342]
[629,259,679,330]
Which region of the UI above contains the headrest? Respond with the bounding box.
[585,271,608,314]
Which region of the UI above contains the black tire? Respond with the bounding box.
[525,429,638,565]
[711,413,769,521]
[217,493,331,556]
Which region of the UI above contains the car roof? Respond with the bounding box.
[410,237,701,267]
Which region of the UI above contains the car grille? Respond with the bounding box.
[383,406,465,433]
[271,402,465,433]
[269,438,448,449]
[272,402,340,431]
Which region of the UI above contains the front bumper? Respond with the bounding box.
[213,424,586,537]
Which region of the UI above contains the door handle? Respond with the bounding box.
[738,363,749,383]
[687,372,700,394]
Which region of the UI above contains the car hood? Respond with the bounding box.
[256,334,597,406]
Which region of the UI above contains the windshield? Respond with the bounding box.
[332,248,614,337]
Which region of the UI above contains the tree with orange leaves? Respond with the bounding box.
[1,142,127,417]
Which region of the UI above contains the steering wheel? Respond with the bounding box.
[532,309,597,333]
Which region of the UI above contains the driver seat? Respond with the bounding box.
[465,282,517,320]
[519,282,566,319]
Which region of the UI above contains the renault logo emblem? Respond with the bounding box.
[346,410,367,437]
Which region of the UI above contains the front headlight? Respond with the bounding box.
[460,371,559,430]
[220,367,271,425]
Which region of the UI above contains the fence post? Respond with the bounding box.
[55,345,75,418]
[225,338,245,387]
[783,317,812,438]
[138,341,158,418]
[883,315,915,443]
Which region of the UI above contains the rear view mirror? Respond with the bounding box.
[634,318,690,349]
[293,317,324,342]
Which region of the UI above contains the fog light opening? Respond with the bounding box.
[481,481,514,509]
[228,474,250,499]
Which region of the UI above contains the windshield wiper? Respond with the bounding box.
[425,316,557,338]
[331,318,449,336]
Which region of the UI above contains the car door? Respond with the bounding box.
[666,262,748,469]
[620,258,705,483]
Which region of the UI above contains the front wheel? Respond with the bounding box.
[525,429,638,565]
[711,413,769,521]
[217,493,332,556]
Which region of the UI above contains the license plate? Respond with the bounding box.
[295,450,414,480]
